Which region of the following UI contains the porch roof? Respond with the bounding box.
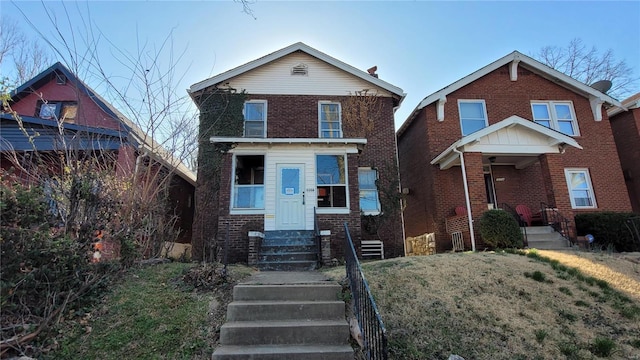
[430,115,582,170]
[211,137,366,146]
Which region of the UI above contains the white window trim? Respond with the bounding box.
[358,167,381,216]
[230,153,266,215]
[564,168,597,209]
[243,100,267,138]
[318,101,342,138]
[315,153,350,214]
[457,99,489,136]
[531,101,580,136]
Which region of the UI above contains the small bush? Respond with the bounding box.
[479,210,524,248]
[591,337,616,357]
[575,212,640,252]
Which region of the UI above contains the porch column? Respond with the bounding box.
[463,152,486,247]
[539,153,574,222]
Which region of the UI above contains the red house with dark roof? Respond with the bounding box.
[2,62,196,249]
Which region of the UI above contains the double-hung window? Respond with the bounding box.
[458,100,488,136]
[244,101,266,138]
[316,155,347,208]
[359,168,381,215]
[531,101,579,136]
[319,102,342,138]
[232,155,265,210]
[564,168,596,208]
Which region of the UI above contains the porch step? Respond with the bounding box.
[259,230,318,271]
[213,273,352,360]
[524,226,569,250]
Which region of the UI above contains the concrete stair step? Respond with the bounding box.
[260,244,317,253]
[258,261,317,271]
[219,320,350,345]
[527,233,565,242]
[233,284,342,301]
[523,226,555,235]
[259,252,317,262]
[212,344,354,360]
[227,300,345,321]
[527,239,569,250]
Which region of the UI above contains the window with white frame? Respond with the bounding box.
[319,102,342,138]
[458,100,488,136]
[232,155,265,209]
[531,101,579,136]
[564,169,596,208]
[316,154,347,208]
[359,168,381,214]
[243,101,266,138]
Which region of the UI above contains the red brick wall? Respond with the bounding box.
[398,63,631,251]
[11,78,122,130]
[610,108,640,213]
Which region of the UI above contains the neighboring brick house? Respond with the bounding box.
[1,62,196,246]
[189,42,405,264]
[608,93,640,213]
[397,51,630,252]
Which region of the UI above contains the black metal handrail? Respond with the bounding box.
[314,207,321,267]
[540,202,575,245]
[344,222,388,360]
[500,203,528,247]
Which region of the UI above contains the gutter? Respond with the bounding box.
[452,147,476,251]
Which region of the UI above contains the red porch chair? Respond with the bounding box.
[515,204,542,227]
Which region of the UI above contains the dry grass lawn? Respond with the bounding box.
[324,250,640,360]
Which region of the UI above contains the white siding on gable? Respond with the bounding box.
[465,125,562,154]
[226,52,393,97]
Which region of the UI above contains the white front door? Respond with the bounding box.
[276,164,305,229]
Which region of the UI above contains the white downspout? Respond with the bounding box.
[453,148,476,251]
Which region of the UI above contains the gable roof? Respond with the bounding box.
[7,62,196,185]
[608,92,640,117]
[398,51,624,137]
[431,115,582,170]
[188,42,405,100]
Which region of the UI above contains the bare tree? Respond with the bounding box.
[0,15,52,85]
[534,38,638,100]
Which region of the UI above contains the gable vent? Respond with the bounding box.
[55,73,67,85]
[291,63,308,76]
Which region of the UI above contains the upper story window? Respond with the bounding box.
[358,168,381,215]
[243,101,267,138]
[458,100,488,136]
[316,154,347,208]
[319,102,342,138]
[232,155,265,210]
[36,101,77,123]
[564,168,596,209]
[531,101,579,136]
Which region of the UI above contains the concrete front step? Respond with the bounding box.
[233,284,342,302]
[523,226,555,235]
[212,344,354,360]
[258,260,317,271]
[260,244,317,253]
[227,300,345,321]
[527,240,569,250]
[220,320,350,345]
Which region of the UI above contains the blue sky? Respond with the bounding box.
[3,1,640,129]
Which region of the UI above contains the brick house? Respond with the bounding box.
[397,51,630,252]
[1,62,196,247]
[188,42,405,266]
[608,93,640,213]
